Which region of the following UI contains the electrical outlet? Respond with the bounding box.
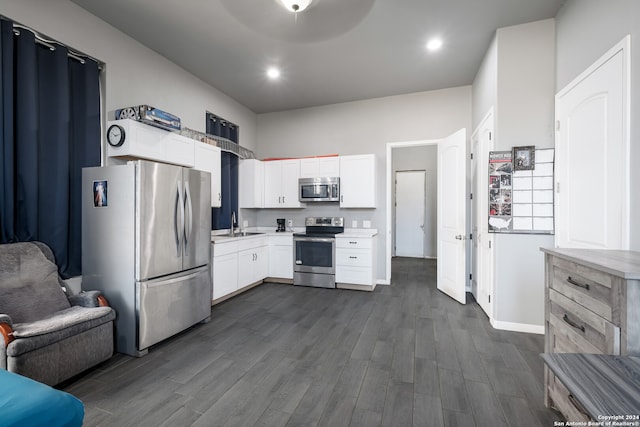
[287,219,293,227]
[352,220,358,228]
[363,220,371,228]
[242,220,249,228]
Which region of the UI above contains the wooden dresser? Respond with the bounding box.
[541,248,640,421]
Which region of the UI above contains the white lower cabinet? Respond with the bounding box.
[212,237,268,302]
[212,242,238,300]
[267,234,293,280]
[335,235,377,290]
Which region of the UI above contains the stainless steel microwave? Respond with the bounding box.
[298,177,340,202]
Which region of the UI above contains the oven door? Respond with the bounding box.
[293,236,335,274]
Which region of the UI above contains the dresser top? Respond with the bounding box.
[542,353,640,420]
[541,247,640,280]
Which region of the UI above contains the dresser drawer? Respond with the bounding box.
[549,289,620,355]
[547,372,591,422]
[550,257,613,321]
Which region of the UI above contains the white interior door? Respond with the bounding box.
[395,170,425,258]
[437,128,467,304]
[556,38,629,250]
[471,114,494,317]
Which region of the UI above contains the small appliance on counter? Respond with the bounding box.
[277,218,286,232]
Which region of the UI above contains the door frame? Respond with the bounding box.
[470,108,495,320]
[394,169,427,258]
[385,139,438,285]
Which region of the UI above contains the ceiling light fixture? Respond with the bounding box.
[426,38,443,51]
[278,0,312,13]
[267,67,281,80]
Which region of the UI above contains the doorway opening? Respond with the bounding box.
[395,170,427,258]
[385,140,438,284]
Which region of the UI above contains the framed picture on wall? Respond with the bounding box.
[512,146,535,171]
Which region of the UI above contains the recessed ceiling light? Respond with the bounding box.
[267,67,281,79]
[426,38,443,51]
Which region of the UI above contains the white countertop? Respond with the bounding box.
[212,227,377,242]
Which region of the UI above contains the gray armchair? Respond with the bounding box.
[0,241,115,385]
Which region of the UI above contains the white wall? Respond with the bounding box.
[255,87,472,282]
[1,0,257,150]
[471,19,555,330]
[392,145,437,258]
[556,0,640,251]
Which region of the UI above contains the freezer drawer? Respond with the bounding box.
[137,266,211,351]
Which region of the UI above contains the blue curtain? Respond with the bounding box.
[206,113,238,230]
[0,18,100,278]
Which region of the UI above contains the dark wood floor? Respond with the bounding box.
[63,257,561,426]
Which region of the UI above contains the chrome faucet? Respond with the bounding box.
[230,211,237,236]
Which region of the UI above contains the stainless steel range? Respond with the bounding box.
[293,217,344,288]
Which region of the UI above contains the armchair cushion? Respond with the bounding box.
[68,291,103,308]
[0,242,70,323]
[8,306,115,357]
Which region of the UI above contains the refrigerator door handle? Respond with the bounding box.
[184,181,193,255]
[174,181,184,257]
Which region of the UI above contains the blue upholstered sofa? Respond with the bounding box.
[0,241,115,385]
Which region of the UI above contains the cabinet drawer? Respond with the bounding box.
[548,372,591,422]
[269,234,293,246]
[336,266,373,285]
[213,241,238,257]
[336,238,372,249]
[237,237,268,251]
[549,289,620,354]
[336,249,371,267]
[550,257,613,321]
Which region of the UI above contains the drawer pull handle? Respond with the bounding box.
[349,241,357,244]
[567,276,590,290]
[563,313,585,333]
[349,256,358,259]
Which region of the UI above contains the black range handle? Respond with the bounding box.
[567,276,590,290]
[563,313,585,333]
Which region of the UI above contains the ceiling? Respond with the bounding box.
[70,0,565,114]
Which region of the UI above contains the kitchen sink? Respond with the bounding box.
[216,231,265,238]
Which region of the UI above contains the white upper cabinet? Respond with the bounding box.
[239,159,264,208]
[299,157,340,178]
[264,159,304,208]
[106,119,194,167]
[193,142,221,207]
[339,154,376,208]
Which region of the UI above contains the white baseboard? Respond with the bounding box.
[377,279,391,286]
[490,319,544,335]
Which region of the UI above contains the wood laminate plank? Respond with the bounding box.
[413,393,444,427]
[465,380,508,427]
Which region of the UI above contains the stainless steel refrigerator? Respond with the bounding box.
[82,160,212,357]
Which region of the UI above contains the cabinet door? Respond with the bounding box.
[239,159,264,208]
[211,145,222,207]
[269,244,293,279]
[299,158,319,178]
[237,248,256,288]
[193,142,220,208]
[318,157,340,177]
[280,159,302,207]
[340,154,376,208]
[263,161,283,208]
[254,245,269,282]
[213,253,238,299]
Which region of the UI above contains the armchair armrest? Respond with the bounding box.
[0,314,14,347]
[68,291,110,308]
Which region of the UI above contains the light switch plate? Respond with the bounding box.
[363,220,371,228]
[242,220,249,228]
